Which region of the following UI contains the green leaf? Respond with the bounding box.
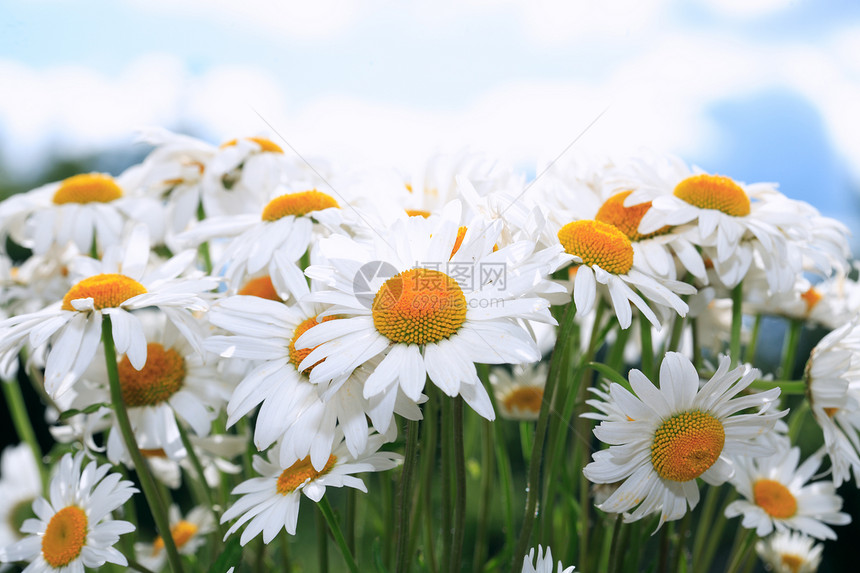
[58,402,112,420]
[211,536,242,573]
[586,362,632,391]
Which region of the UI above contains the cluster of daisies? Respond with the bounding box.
[0,129,857,572]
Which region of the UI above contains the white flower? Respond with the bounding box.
[0,169,164,256]
[725,438,850,539]
[136,505,214,571]
[176,186,348,291]
[297,203,568,420]
[490,363,548,421]
[583,352,785,528]
[755,531,823,573]
[0,225,216,398]
[206,262,422,470]
[0,444,43,548]
[220,434,401,545]
[804,319,860,486]
[0,452,136,572]
[555,218,695,329]
[70,312,229,461]
[521,545,575,573]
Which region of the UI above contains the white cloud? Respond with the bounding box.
[699,0,797,19]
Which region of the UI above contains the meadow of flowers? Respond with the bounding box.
[0,130,858,572]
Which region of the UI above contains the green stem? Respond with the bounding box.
[441,398,454,570]
[607,516,626,573]
[780,319,803,379]
[450,398,466,573]
[420,392,439,573]
[196,201,213,274]
[346,488,357,555]
[788,400,810,442]
[668,314,686,353]
[512,301,578,571]
[745,315,762,364]
[471,417,493,573]
[281,530,293,572]
[724,529,755,573]
[1,377,48,489]
[101,318,185,573]
[673,511,690,573]
[700,489,738,570]
[658,522,671,573]
[396,419,420,573]
[692,485,720,567]
[317,505,329,573]
[176,423,224,543]
[127,558,157,573]
[640,312,655,380]
[319,497,360,573]
[730,282,743,367]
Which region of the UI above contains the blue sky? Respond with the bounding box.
[1,0,859,220]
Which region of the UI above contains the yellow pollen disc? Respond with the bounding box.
[153,521,199,555]
[220,136,284,153]
[239,276,282,301]
[261,190,339,221]
[753,479,797,519]
[800,287,823,313]
[673,174,751,217]
[61,274,147,311]
[372,268,467,345]
[276,455,337,495]
[118,343,186,407]
[289,315,339,375]
[52,173,123,205]
[557,220,634,275]
[450,226,467,258]
[139,448,168,458]
[595,190,670,241]
[406,209,431,218]
[651,410,725,482]
[780,554,805,573]
[824,407,839,417]
[502,387,543,415]
[41,506,88,568]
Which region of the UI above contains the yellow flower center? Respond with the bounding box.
[753,479,797,518]
[800,287,823,314]
[261,190,339,222]
[61,274,148,311]
[52,173,123,205]
[220,136,284,153]
[673,174,751,217]
[824,407,839,417]
[651,410,725,482]
[276,455,337,495]
[289,315,339,375]
[118,343,186,407]
[238,276,282,301]
[139,448,168,458]
[372,268,467,345]
[557,220,634,275]
[41,506,88,568]
[153,520,199,555]
[595,190,670,241]
[780,554,805,573]
[405,209,432,218]
[502,387,543,415]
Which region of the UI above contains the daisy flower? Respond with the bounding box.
[220,434,401,545]
[583,352,785,528]
[0,444,43,549]
[617,153,811,293]
[297,204,568,420]
[176,185,350,291]
[724,438,850,539]
[0,168,164,256]
[804,319,860,486]
[68,312,229,461]
[554,218,695,329]
[0,452,136,572]
[206,262,421,469]
[521,545,575,573]
[0,225,216,397]
[136,505,214,571]
[490,363,548,421]
[755,531,823,573]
